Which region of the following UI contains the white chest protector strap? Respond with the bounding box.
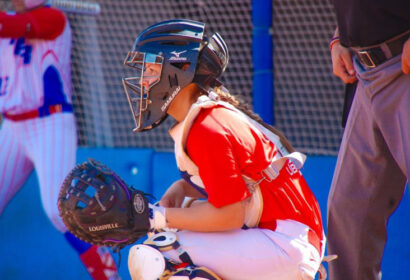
[258,152,307,183]
[169,94,307,229]
[241,151,306,228]
[169,94,292,177]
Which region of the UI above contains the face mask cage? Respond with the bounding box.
[122,51,164,132]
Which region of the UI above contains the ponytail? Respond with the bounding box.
[212,86,295,153]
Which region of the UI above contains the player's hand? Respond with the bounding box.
[401,38,410,74]
[331,42,357,84]
[159,179,188,208]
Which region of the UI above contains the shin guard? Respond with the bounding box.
[128,231,221,280]
[128,244,166,280]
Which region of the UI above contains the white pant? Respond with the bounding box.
[163,220,324,280]
[0,113,77,232]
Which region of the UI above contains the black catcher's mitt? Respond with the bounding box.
[58,158,151,248]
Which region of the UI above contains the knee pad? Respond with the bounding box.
[128,245,221,280]
[129,231,221,280]
[128,244,166,280]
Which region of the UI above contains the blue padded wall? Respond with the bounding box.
[76,148,154,194]
[0,150,408,279]
[151,152,180,200]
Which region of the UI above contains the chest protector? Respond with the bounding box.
[169,94,305,228]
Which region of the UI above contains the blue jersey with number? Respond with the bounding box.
[0,8,72,114]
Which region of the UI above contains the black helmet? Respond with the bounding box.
[122,19,229,132]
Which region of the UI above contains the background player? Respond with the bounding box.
[0,0,120,279]
[122,19,325,280]
[327,0,410,279]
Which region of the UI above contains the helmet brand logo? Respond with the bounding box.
[161,86,181,112]
[170,50,187,61]
[170,50,186,58]
[88,223,119,232]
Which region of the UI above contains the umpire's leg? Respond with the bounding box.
[327,59,408,280]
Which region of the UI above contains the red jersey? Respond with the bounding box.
[185,104,323,240]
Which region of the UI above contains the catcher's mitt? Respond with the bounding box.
[58,158,151,248]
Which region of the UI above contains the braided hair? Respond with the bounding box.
[211,86,295,153]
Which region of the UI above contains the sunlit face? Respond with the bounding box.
[12,0,26,13]
[122,51,165,131]
[141,63,162,89]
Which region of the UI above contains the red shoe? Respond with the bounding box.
[80,245,121,280]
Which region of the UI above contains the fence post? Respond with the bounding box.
[252,0,274,124]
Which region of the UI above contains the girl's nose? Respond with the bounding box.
[141,77,153,88]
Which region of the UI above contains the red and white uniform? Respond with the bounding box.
[165,95,325,280]
[0,7,122,280]
[0,7,76,233]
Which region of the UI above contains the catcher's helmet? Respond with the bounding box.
[122,19,229,132]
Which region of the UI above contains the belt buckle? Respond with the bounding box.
[358,50,376,68]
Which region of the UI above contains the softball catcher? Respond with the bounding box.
[59,19,328,280]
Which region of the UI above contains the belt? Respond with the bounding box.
[352,30,409,68]
[3,103,73,121]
